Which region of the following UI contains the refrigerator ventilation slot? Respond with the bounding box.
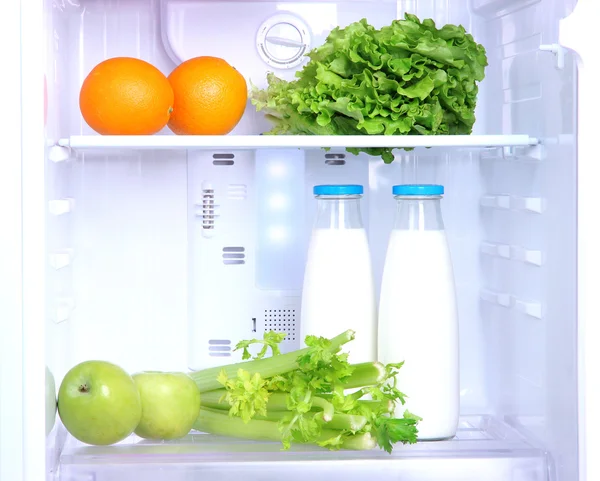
[212,153,235,166]
[201,188,215,230]
[222,247,245,265]
[208,339,232,357]
[227,184,247,200]
[263,309,296,341]
[325,153,346,166]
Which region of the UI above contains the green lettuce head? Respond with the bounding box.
[251,14,488,163]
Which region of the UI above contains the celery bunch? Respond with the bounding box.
[190,330,420,453]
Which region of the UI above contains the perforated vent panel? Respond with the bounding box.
[263,309,297,342]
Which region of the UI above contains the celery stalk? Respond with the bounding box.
[198,390,229,410]
[195,407,282,441]
[202,391,393,416]
[200,390,335,422]
[344,362,387,389]
[258,410,368,432]
[310,395,335,422]
[190,330,355,393]
[193,408,375,450]
[358,399,395,414]
[253,391,334,422]
[322,413,367,432]
[341,432,376,450]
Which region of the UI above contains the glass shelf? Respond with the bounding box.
[53,416,548,481]
[56,135,539,153]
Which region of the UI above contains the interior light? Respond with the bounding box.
[269,193,288,211]
[268,226,288,243]
[268,162,287,178]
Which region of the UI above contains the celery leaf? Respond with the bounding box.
[217,368,270,423]
[374,410,421,453]
[235,331,287,360]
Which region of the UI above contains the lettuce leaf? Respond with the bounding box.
[251,14,488,163]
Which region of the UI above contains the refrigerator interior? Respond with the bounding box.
[41,0,578,480]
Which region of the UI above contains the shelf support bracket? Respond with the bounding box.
[540,44,567,70]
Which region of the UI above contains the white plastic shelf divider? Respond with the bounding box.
[57,135,539,152]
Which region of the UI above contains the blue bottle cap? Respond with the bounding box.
[314,185,364,196]
[392,184,444,196]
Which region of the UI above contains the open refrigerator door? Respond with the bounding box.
[0,0,590,480]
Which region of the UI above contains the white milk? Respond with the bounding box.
[301,228,377,363]
[378,229,459,440]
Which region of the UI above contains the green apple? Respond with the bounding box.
[133,371,201,440]
[58,361,142,445]
[46,366,56,436]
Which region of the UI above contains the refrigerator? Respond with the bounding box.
[0,0,598,480]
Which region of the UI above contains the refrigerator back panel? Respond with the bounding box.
[187,147,372,369]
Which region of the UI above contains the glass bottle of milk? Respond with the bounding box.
[378,184,459,440]
[301,185,377,363]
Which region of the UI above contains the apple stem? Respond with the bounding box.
[78,384,89,393]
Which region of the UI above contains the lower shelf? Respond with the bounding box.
[53,416,549,481]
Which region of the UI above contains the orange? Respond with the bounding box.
[80,57,174,135]
[168,56,248,135]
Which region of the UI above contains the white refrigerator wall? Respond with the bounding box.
[476,2,579,479]
[38,0,578,480]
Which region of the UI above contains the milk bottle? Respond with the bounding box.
[301,185,377,363]
[378,184,459,440]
